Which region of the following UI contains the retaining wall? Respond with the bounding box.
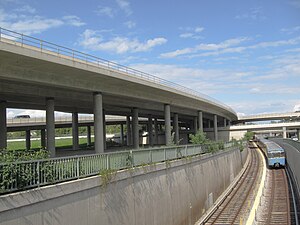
[0,147,248,225]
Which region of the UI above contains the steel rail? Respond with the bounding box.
[286,167,299,225]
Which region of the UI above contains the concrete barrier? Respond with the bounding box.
[0,147,248,225]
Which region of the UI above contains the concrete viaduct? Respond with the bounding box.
[0,28,237,156]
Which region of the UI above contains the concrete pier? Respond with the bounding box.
[46,98,55,157]
[93,92,104,154]
[174,113,179,144]
[198,111,203,132]
[148,116,153,146]
[214,114,218,141]
[132,108,139,149]
[154,118,158,145]
[87,126,92,146]
[0,101,7,149]
[194,116,198,134]
[41,129,46,149]
[120,124,124,145]
[26,130,31,150]
[126,116,131,146]
[164,104,171,145]
[72,112,79,150]
[282,126,287,139]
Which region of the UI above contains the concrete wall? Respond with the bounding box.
[0,148,248,225]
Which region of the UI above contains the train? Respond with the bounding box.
[255,137,286,168]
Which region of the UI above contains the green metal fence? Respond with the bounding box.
[0,143,237,194]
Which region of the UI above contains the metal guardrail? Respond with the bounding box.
[0,27,236,116]
[0,142,237,194]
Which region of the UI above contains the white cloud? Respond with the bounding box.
[116,0,132,16]
[235,7,266,20]
[161,37,249,58]
[1,17,63,35]
[95,6,115,18]
[62,15,85,27]
[0,8,85,35]
[14,5,36,14]
[281,26,300,34]
[79,29,167,54]
[179,26,204,39]
[294,104,300,112]
[124,20,136,29]
[195,27,204,33]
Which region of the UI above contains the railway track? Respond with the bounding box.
[256,168,291,224]
[202,145,263,224]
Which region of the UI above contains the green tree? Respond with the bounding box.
[243,131,254,141]
[189,131,209,145]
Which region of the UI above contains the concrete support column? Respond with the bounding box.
[154,118,159,145]
[120,124,124,145]
[132,108,139,149]
[93,92,104,153]
[41,129,46,149]
[282,126,287,139]
[224,118,227,127]
[164,104,171,145]
[0,101,7,149]
[174,113,179,145]
[297,129,300,140]
[228,120,231,126]
[87,126,92,146]
[103,110,106,150]
[26,130,31,150]
[198,111,203,132]
[214,114,218,141]
[148,116,153,146]
[72,112,79,150]
[194,117,198,134]
[126,116,131,146]
[46,98,55,157]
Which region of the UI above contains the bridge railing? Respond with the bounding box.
[7,116,94,124]
[0,27,235,115]
[0,142,238,194]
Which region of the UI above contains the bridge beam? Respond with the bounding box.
[93,92,104,154]
[46,97,55,157]
[72,112,79,150]
[214,114,218,141]
[132,108,139,149]
[174,113,179,145]
[0,101,7,149]
[164,104,171,145]
[198,111,203,132]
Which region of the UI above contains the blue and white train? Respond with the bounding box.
[256,137,286,168]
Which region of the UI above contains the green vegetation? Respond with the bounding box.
[99,169,116,188]
[243,131,254,141]
[189,131,225,154]
[189,131,210,145]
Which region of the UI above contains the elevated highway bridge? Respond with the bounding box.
[0,27,236,157]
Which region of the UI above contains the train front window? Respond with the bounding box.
[268,152,285,158]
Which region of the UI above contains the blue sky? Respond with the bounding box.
[1,0,300,117]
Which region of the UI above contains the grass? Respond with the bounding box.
[7,137,95,151]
